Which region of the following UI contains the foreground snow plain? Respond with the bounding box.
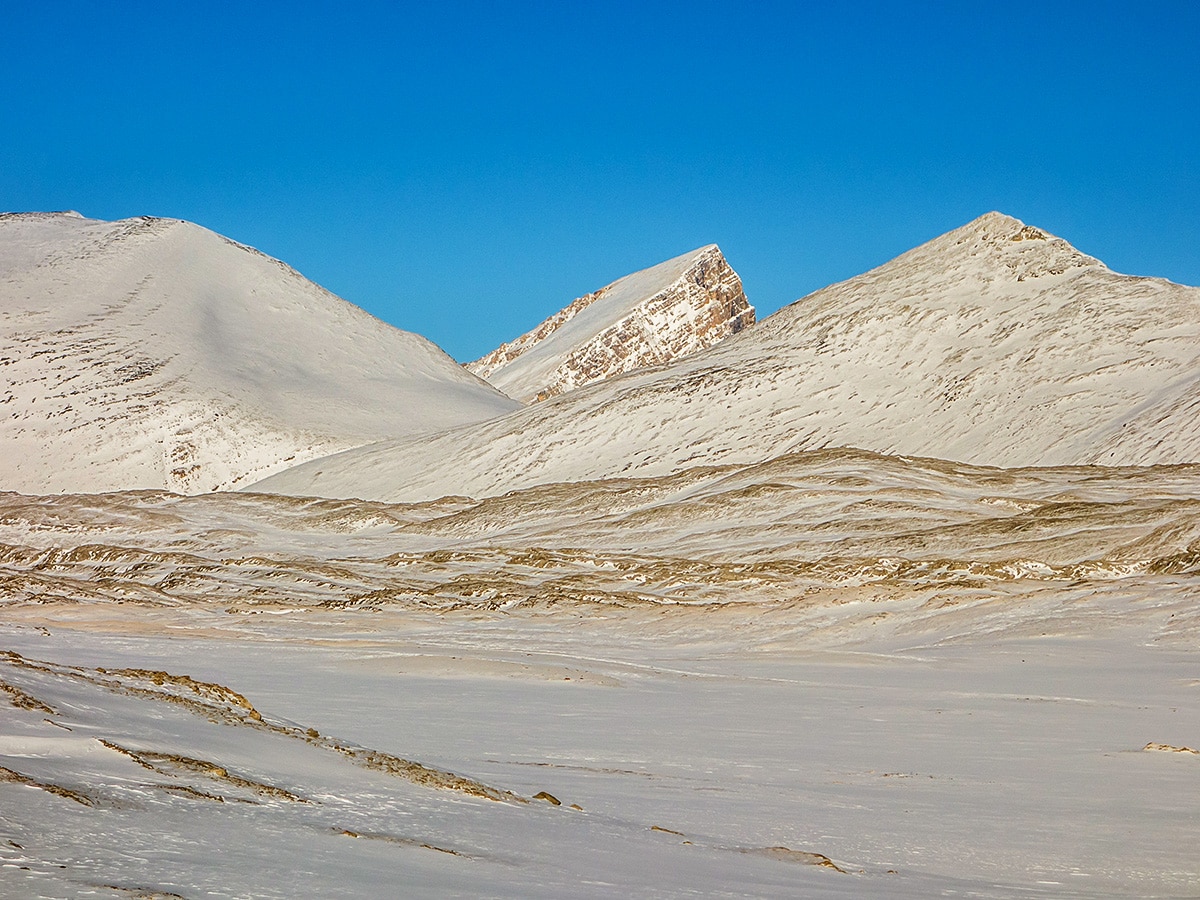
[2,451,1198,898]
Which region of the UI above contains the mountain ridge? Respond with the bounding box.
[255,211,1200,502]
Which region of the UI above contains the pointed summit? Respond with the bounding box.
[881,211,1104,285]
[467,244,753,402]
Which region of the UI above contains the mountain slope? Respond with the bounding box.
[467,244,753,402]
[0,212,519,494]
[255,213,1200,502]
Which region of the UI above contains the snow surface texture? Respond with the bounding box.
[2,452,1199,897]
[0,212,518,495]
[467,244,753,402]
[259,213,1200,503]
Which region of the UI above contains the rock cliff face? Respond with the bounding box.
[467,244,754,402]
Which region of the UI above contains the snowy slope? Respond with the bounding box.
[7,213,1199,899]
[14,449,1200,611]
[257,213,1200,503]
[467,244,753,402]
[0,212,518,494]
[3,452,1199,897]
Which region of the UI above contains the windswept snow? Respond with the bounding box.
[467,244,753,402]
[258,213,1200,503]
[0,212,518,495]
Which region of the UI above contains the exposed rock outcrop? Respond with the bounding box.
[468,244,753,402]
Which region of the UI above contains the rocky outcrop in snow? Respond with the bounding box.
[256,212,1200,503]
[0,212,518,494]
[467,244,753,402]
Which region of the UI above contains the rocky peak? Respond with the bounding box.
[468,244,754,402]
[928,211,1103,282]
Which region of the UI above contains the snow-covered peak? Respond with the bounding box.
[0,212,519,494]
[467,243,753,402]
[916,211,1101,278]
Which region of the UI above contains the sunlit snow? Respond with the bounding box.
[2,213,1199,899]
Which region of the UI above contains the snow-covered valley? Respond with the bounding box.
[2,453,1199,897]
[4,617,1195,899]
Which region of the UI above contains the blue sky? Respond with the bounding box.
[3,2,1197,361]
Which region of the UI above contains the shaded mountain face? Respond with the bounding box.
[0,212,518,494]
[255,213,1200,503]
[467,244,753,402]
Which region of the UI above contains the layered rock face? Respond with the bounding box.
[467,244,754,402]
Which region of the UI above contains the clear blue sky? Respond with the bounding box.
[3,2,1197,361]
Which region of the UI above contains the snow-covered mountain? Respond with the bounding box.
[256,212,1200,503]
[0,212,518,494]
[466,244,753,402]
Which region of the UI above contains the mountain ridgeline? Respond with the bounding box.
[4,210,1199,501]
[257,212,1200,503]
